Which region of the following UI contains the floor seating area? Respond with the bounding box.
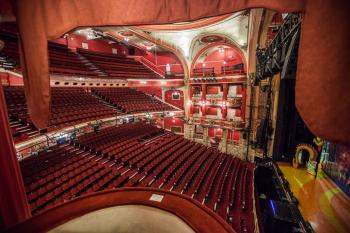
[92,87,176,113]
[77,49,162,79]
[3,87,119,141]
[49,88,117,126]
[20,122,254,233]
[4,86,39,140]
[3,86,176,141]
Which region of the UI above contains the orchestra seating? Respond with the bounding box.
[20,122,254,233]
[4,86,39,140]
[77,48,162,79]
[92,88,176,113]
[49,88,117,126]
[3,87,119,141]
[4,86,177,141]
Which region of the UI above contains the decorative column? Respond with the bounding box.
[241,84,246,122]
[189,85,193,116]
[220,128,228,153]
[201,84,206,117]
[222,83,228,119]
[0,84,31,228]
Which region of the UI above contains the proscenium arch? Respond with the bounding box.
[190,41,247,77]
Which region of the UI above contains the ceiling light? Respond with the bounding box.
[161,81,166,85]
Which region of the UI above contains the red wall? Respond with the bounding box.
[137,87,162,98]
[0,72,23,86]
[228,130,240,141]
[51,33,145,56]
[164,90,184,109]
[208,127,223,138]
[144,51,183,74]
[164,117,184,133]
[194,47,244,74]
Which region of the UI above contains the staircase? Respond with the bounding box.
[89,90,124,114]
[76,53,108,77]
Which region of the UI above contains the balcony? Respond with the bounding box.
[192,67,215,77]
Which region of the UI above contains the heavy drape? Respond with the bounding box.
[13,0,350,144]
[0,84,31,228]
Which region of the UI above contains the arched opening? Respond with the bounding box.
[190,42,246,78]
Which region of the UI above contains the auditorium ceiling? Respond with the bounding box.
[82,10,249,63]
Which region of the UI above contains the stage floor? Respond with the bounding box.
[278,163,350,233]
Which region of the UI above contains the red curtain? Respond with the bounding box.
[0,84,31,228]
[12,0,350,143]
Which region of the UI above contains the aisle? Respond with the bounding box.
[278,162,350,233]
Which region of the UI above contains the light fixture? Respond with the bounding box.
[124,37,130,42]
[161,81,166,85]
[187,100,192,106]
[223,61,227,65]
[169,112,175,116]
[140,81,147,84]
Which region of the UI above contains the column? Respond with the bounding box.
[222,83,228,119]
[189,85,193,116]
[201,84,206,117]
[241,84,246,122]
[0,84,31,228]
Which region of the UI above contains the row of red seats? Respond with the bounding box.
[20,122,254,232]
[3,86,120,141]
[0,31,100,77]
[77,48,162,79]
[92,88,175,113]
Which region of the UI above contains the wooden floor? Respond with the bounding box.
[278,163,350,233]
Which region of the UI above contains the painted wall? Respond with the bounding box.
[164,90,184,110]
[227,130,240,141]
[208,127,223,138]
[51,33,144,56]
[0,72,23,86]
[164,117,184,133]
[143,51,184,74]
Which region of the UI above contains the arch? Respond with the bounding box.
[190,41,247,77]
[292,143,318,168]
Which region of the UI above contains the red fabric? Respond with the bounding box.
[0,84,31,228]
[13,0,304,128]
[296,0,350,144]
[12,0,350,143]
[206,107,218,115]
[207,86,220,95]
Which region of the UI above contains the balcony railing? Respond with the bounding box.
[193,67,215,77]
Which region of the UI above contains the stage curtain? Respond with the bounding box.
[13,0,350,143]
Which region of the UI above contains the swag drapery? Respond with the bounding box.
[14,0,350,144]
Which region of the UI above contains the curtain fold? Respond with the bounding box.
[13,0,350,143]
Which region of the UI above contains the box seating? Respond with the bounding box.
[92,88,176,113]
[20,122,254,232]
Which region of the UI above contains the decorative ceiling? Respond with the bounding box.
[73,10,250,66]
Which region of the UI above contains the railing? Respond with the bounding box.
[193,67,215,77]
[129,56,165,78]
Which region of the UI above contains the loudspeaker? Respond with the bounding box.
[128,47,135,55]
